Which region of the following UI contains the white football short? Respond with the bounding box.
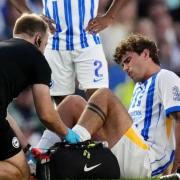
[44,44,109,96]
[111,125,152,178]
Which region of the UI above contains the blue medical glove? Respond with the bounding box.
[64,128,80,144]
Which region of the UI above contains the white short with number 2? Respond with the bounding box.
[45,44,109,96]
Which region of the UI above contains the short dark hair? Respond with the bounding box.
[114,34,160,65]
[13,13,48,38]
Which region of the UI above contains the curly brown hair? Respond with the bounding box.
[114,34,160,65]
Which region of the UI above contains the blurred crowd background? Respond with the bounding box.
[1,0,180,146]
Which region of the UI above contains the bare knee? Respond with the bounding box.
[66,95,86,105]
[59,95,87,111]
[97,88,112,95]
[89,88,113,103]
[86,88,113,99]
[57,95,87,127]
[67,95,87,118]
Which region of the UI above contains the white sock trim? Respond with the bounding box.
[72,124,91,142]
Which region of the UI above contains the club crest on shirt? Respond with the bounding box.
[172,86,180,101]
[129,110,142,122]
[12,137,20,148]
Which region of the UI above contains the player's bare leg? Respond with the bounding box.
[77,88,133,148]
[37,95,87,148]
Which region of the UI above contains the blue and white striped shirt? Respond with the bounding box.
[128,69,180,176]
[42,0,101,50]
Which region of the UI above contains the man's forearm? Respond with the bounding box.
[10,0,32,13]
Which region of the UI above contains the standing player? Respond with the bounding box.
[38,34,180,178]
[10,0,128,103]
[0,13,79,180]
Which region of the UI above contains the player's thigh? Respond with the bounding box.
[75,45,109,90]
[45,48,75,95]
[89,88,132,147]
[111,125,151,178]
